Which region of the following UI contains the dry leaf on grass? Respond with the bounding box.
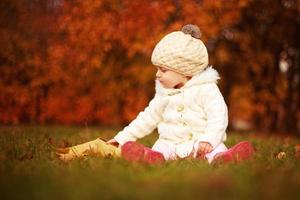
[275,151,286,160]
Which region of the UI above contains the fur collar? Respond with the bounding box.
[155,66,220,96]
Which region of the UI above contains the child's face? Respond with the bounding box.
[156,66,189,89]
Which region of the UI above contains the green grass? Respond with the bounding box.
[0,125,300,200]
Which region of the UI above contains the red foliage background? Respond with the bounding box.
[0,0,299,134]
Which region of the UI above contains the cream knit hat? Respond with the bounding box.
[151,24,208,76]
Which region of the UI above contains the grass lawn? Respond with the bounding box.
[0,125,299,200]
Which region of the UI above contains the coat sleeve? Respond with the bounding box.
[193,83,228,149]
[114,94,166,145]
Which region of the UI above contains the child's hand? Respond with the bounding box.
[106,139,119,147]
[195,142,213,158]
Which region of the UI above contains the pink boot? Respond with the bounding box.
[213,141,255,163]
[143,147,165,164]
[121,141,145,162]
[121,141,165,164]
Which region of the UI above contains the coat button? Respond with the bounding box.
[177,105,184,112]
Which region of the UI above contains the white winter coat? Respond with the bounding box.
[114,67,228,159]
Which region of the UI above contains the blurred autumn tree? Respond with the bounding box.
[0,0,299,134]
[0,0,60,123]
[212,0,300,133]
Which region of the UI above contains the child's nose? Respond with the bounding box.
[156,70,162,78]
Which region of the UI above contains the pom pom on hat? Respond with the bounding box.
[181,24,202,39]
[151,24,209,76]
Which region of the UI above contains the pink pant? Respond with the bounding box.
[152,140,228,163]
